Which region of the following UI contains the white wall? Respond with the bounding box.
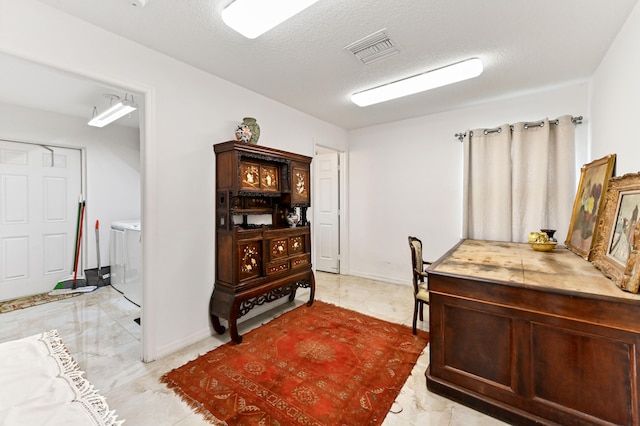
[347,83,589,284]
[0,102,141,272]
[590,1,640,175]
[0,0,348,360]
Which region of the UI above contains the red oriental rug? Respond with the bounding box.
[161,301,429,425]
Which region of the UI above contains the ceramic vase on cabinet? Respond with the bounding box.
[242,117,260,144]
[235,124,251,143]
[286,211,300,227]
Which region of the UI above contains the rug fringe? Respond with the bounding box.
[161,375,228,426]
[40,330,124,426]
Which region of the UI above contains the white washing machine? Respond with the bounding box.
[110,220,142,306]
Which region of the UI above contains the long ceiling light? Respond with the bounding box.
[221,0,320,39]
[351,58,484,107]
[88,95,137,128]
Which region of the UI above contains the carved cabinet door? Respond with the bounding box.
[239,161,279,193]
[291,163,310,205]
[237,240,262,281]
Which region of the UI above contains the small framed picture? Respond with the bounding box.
[607,190,640,266]
[591,172,640,292]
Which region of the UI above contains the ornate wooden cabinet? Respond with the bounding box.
[210,141,315,343]
[426,239,640,426]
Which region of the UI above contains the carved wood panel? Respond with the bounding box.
[237,241,261,281]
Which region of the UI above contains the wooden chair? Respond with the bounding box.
[408,236,431,334]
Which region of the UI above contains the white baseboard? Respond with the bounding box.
[153,289,312,360]
[343,270,410,287]
[153,328,213,361]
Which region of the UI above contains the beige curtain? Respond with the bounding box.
[463,115,576,243]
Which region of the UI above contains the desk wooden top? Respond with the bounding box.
[429,239,640,302]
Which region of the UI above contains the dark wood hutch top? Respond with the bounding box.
[214,141,312,163]
[214,141,311,206]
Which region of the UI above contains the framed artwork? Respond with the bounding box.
[591,172,640,293]
[565,154,616,259]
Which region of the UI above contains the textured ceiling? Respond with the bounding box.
[1,0,638,130]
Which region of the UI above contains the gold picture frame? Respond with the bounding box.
[591,172,640,293]
[565,154,616,259]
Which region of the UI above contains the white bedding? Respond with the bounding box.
[0,330,123,425]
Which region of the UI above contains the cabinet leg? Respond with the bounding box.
[210,314,226,335]
[288,288,298,302]
[307,272,316,307]
[228,303,243,344]
[229,319,243,344]
[209,292,226,335]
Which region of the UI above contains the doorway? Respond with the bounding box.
[0,53,144,356]
[0,141,83,300]
[314,145,346,274]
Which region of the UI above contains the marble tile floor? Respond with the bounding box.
[0,273,508,426]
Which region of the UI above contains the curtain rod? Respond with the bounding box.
[454,115,583,142]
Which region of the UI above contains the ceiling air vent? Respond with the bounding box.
[344,29,401,65]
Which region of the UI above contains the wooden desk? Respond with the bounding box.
[426,239,640,426]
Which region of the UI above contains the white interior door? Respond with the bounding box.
[315,151,340,273]
[0,141,82,301]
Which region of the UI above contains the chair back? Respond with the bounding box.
[408,236,425,294]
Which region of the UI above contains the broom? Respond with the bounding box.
[71,199,86,289]
[50,197,97,295]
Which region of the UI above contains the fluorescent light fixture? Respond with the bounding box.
[351,58,484,107]
[222,0,320,39]
[88,97,137,128]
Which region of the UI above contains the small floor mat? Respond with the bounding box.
[0,292,81,314]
